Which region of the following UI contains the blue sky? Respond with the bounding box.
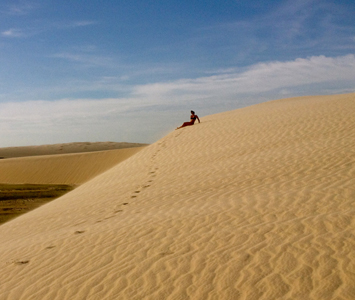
[1,0,355,146]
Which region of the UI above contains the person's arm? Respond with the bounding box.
[197,116,200,123]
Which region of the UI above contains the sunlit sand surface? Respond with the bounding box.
[0,93,354,299]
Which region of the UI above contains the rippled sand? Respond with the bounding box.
[0,93,354,300]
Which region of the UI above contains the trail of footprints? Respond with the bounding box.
[95,134,177,224]
[8,140,168,267]
[95,142,162,224]
[128,141,163,202]
[9,135,180,266]
[130,167,158,199]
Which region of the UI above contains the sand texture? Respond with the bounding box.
[0,148,145,185]
[0,93,355,299]
[0,142,147,159]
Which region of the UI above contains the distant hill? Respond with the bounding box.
[0,142,148,159]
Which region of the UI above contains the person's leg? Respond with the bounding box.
[176,121,193,129]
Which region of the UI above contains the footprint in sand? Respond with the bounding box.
[159,251,175,256]
[15,260,30,265]
[74,230,85,234]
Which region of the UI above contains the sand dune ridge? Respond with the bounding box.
[0,93,354,299]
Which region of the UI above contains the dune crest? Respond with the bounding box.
[0,93,354,299]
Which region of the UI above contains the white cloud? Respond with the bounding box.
[53,20,97,30]
[50,52,115,68]
[2,2,37,15]
[133,54,355,100]
[0,98,145,146]
[1,28,24,37]
[71,21,97,27]
[1,54,355,147]
[0,20,96,40]
[196,0,355,63]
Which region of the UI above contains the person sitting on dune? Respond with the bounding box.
[176,110,200,129]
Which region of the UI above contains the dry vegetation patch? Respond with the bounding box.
[0,184,74,225]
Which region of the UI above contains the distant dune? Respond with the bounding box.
[0,147,145,185]
[0,93,354,300]
[0,141,148,159]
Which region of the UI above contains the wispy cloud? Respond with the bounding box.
[1,1,37,15]
[1,28,24,37]
[50,52,115,68]
[194,0,355,63]
[52,20,98,30]
[0,26,46,38]
[0,18,96,39]
[70,21,97,27]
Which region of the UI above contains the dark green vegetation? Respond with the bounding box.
[0,184,74,225]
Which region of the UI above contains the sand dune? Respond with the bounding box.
[0,141,147,159]
[0,147,145,185]
[0,93,355,300]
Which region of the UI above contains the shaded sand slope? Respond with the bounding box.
[0,142,147,159]
[1,93,355,300]
[0,148,145,185]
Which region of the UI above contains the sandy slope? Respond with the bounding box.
[0,148,145,185]
[0,142,147,159]
[0,93,354,300]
